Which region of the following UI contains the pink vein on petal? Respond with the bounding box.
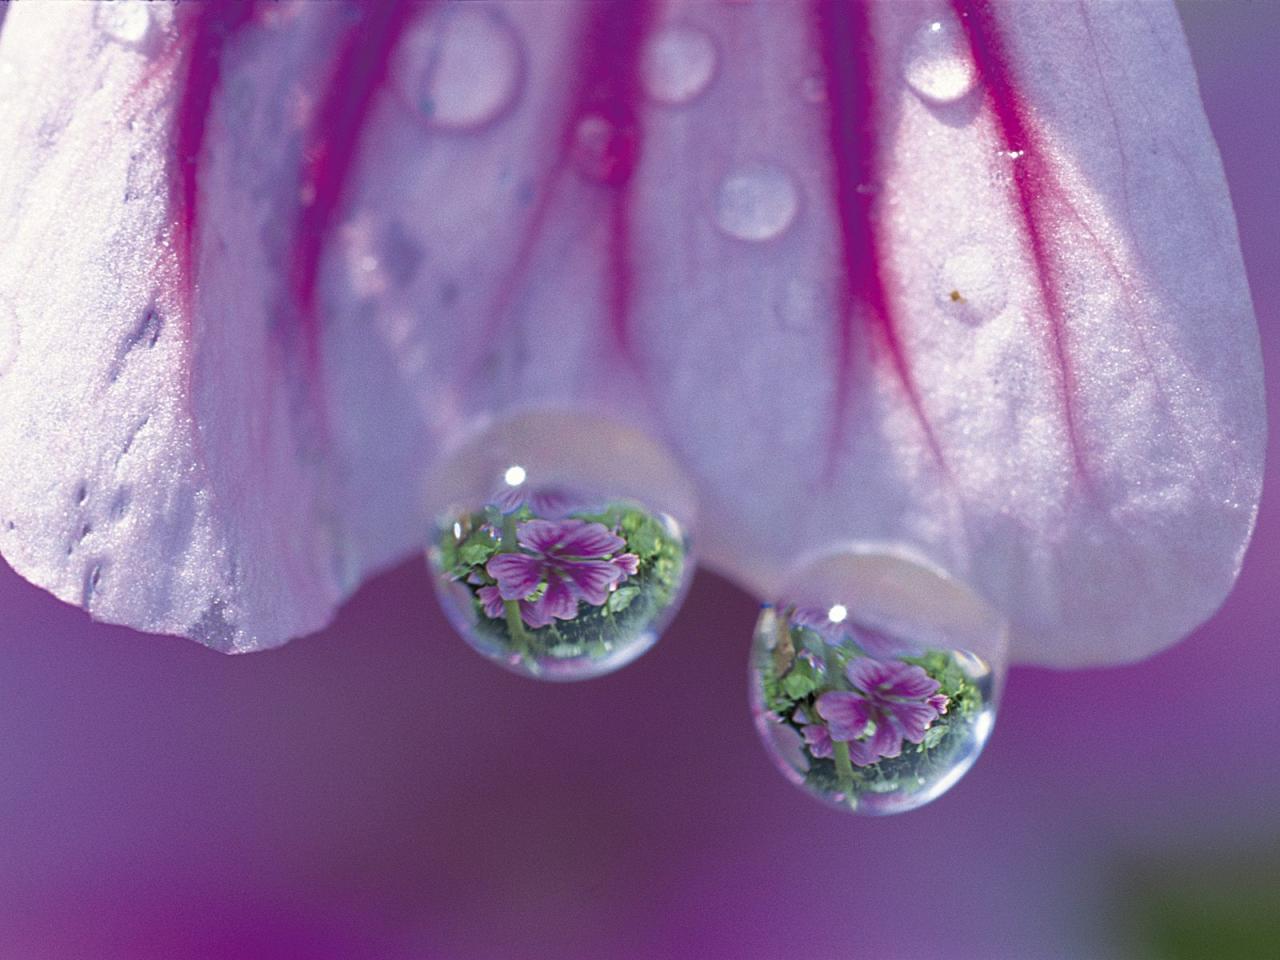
[812,0,946,476]
[289,1,418,370]
[172,2,259,312]
[953,0,1091,481]
[482,1,653,365]
[568,1,653,354]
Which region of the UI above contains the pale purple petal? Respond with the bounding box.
[477,585,506,621]
[0,2,1261,666]
[847,737,885,768]
[557,559,623,607]
[485,553,543,601]
[491,486,528,515]
[845,658,939,702]
[801,723,833,760]
[887,701,940,746]
[928,693,950,716]
[612,552,640,578]
[518,597,556,630]
[549,521,626,560]
[527,489,584,519]
[531,575,578,624]
[515,519,573,557]
[862,720,904,764]
[815,691,871,743]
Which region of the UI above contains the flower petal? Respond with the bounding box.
[485,553,543,601]
[532,574,578,624]
[552,520,627,560]
[815,691,872,742]
[862,717,904,763]
[612,552,640,578]
[476,584,506,621]
[845,658,940,702]
[0,2,1262,667]
[887,701,940,746]
[556,559,623,608]
[801,723,834,760]
[615,0,1263,665]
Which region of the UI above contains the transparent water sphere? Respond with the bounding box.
[750,549,1005,815]
[394,6,521,130]
[427,413,696,681]
[715,163,800,242]
[902,16,977,106]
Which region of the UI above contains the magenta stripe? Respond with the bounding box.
[172,2,258,307]
[481,1,653,362]
[813,0,944,471]
[953,0,1089,477]
[568,1,652,354]
[290,2,418,366]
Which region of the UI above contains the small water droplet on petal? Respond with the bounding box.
[934,244,1008,323]
[716,164,800,242]
[642,24,717,105]
[572,113,639,185]
[396,7,521,130]
[903,17,977,105]
[750,549,1005,815]
[96,1,153,46]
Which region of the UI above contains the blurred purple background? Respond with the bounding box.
[2,4,1277,959]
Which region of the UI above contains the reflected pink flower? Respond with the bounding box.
[484,518,635,627]
[816,658,948,766]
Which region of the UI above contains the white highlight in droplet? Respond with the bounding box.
[642,24,717,105]
[397,7,521,130]
[96,1,152,46]
[903,17,977,105]
[828,604,848,623]
[504,465,527,487]
[715,164,800,242]
[935,244,1008,323]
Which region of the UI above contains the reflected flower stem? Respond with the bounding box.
[832,739,856,801]
[499,512,532,650]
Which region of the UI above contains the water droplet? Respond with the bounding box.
[427,413,696,682]
[903,17,976,105]
[934,244,1007,323]
[396,7,521,130]
[715,164,799,242]
[572,113,638,185]
[96,1,153,46]
[750,549,1005,815]
[0,297,17,377]
[642,24,717,105]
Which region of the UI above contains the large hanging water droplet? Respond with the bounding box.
[427,413,696,681]
[934,243,1008,323]
[750,549,1005,815]
[902,17,977,106]
[715,164,800,242]
[642,25,717,105]
[396,7,521,130]
[96,1,153,46]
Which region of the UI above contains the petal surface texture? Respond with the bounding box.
[0,1,1262,664]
